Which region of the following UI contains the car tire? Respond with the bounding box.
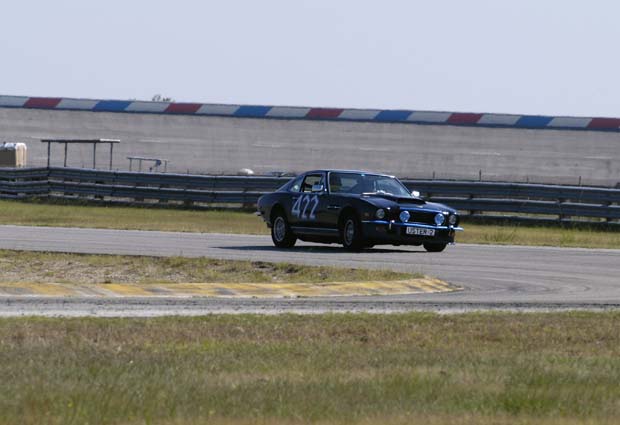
[271,212,296,248]
[341,214,364,251]
[423,242,447,253]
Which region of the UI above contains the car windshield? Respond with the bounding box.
[329,172,412,197]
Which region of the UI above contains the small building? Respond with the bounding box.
[0,143,27,167]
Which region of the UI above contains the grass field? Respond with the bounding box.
[1,199,619,249]
[0,200,264,234]
[1,313,619,424]
[0,250,412,284]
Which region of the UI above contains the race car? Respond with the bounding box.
[257,170,463,251]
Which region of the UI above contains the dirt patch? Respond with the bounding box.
[0,250,413,284]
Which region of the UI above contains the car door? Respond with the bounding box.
[321,171,361,229]
[290,172,328,229]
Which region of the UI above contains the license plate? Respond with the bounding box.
[406,227,435,236]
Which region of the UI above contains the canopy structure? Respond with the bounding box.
[41,139,120,170]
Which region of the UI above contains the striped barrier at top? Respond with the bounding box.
[1,95,619,132]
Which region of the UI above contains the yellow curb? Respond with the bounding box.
[0,282,76,296]
[99,284,154,296]
[0,278,461,298]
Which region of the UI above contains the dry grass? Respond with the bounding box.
[459,222,620,249]
[0,313,619,424]
[1,200,619,249]
[0,250,411,284]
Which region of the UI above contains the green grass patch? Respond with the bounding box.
[0,250,412,284]
[0,199,265,234]
[0,313,619,424]
[1,199,619,249]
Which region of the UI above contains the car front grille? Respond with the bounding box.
[405,210,437,225]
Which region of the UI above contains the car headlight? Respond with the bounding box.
[399,210,410,222]
[434,213,445,225]
[375,209,386,220]
[448,214,457,225]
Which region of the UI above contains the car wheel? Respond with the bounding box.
[423,242,447,253]
[271,212,296,248]
[341,214,363,251]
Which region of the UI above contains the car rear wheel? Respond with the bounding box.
[423,242,447,253]
[341,215,363,251]
[271,212,296,248]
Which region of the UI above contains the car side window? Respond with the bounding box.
[329,173,362,194]
[301,174,323,193]
[288,176,303,192]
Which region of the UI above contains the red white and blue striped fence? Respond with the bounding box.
[1,95,619,132]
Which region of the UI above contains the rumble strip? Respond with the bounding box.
[0,278,460,298]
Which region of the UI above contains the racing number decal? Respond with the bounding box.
[291,195,319,220]
[307,196,320,219]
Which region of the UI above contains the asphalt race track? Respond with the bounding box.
[1,225,619,315]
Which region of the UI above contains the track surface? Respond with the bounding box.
[1,225,619,315]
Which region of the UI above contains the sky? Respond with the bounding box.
[1,0,618,117]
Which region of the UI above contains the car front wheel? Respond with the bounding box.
[423,242,447,253]
[271,212,296,248]
[341,215,363,251]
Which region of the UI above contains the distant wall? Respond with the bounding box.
[1,97,619,186]
[3,95,620,131]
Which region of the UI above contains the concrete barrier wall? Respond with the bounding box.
[1,105,619,186]
[4,95,620,131]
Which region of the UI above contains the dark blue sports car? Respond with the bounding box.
[257,170,463,252]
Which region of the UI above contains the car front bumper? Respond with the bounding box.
[361,220,463,245]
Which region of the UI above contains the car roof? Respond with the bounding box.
[302,169,395,178]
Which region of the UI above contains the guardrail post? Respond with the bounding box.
[241,178,255,209]
[557,198,566,223]
[158,178,168,205]
[603,201,612,222]
[46,166,51,200]
[468,193,476,216]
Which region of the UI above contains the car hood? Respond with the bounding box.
[362,194,456,213]
[361,193,425,205]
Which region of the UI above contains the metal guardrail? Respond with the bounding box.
[1,167,619,225]
[0,167,50,199]
[403,181,620,223]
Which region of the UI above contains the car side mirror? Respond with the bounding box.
[311,184,324,193]
[411,190,421,197]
